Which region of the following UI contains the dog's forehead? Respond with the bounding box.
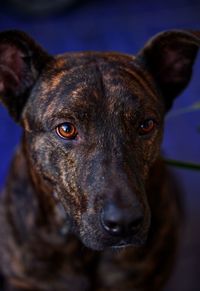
[25,52,161,123]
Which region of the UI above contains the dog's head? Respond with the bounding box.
[0,30,199,250]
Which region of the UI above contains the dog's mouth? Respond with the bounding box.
[56,199,150,251]
[59,220,148,251]
[110,237,147,249]
[79,232,148,251]
[77,214,149,251]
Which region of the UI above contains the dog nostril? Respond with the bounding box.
[101,203,124,236]
[101,202,144,237]
[102,219,122,235]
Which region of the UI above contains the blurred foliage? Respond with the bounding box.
[165,159,200,171]
[166,100,200,171]
[167,101,200,118]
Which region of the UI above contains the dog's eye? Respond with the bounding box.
[139,119,156,135]
[56,122,78,140]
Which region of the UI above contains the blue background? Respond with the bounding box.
[0,0,200,290]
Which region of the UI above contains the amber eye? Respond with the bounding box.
[56,122,78,140]
[139,119,156,135]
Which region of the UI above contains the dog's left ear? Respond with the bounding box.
[0,30,52,121]
[137,30,200,111]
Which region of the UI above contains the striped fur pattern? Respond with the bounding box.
[0,30,199,290]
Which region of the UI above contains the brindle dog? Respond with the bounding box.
[0,30,199,291]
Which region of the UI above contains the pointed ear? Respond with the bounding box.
[0,30,52,121]
[137,30,200,111]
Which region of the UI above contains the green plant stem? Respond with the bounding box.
[166,100,200,119]
[165,159,200,171]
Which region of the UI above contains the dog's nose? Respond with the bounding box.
[101,202,143,237]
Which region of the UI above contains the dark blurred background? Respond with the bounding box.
[0,0,200,290]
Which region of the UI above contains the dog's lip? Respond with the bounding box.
[108,237,146,249]
[110,243,132,250]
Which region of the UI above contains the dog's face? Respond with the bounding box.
[21,53,164,250]
[0,30,199,250]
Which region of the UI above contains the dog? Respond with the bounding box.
[0,29,199,291]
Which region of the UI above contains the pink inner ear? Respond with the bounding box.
[0,80,4,92]
[0,44,24,93]
[160,46,192,83]
[0,44,25,75]
[164,48,179,64]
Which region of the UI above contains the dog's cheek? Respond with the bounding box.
[55,156,84,222]
[24,134,60,184]
[26,134,86,224]
[137,134,163,179]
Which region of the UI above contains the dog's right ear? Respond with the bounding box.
[0,30,52,122]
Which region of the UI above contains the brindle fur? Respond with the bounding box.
[0,30,199,291]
